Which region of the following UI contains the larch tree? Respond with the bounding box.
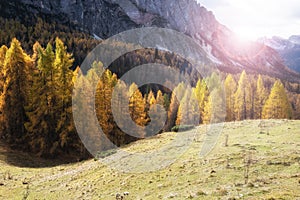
[163,93,170,111]
[224,74,237,121]
[201,73,225,124]
[77,64,116,152]
[202,93,212,124]
[111,80,137,145]
[1,38,31,144]
[128,83,148,138]
[254,75,268,119]
[72,68,100,156]
[145,90,165,137]
[176,88,199,126]
[0,45,7,66]
[147,90,156,106]
[234,71,252,120]
[166,82,186,131]
[95,69,118,144]
[0,45,8,94]
[262,80,292,119]
[203,87,225,124]
[25,43,56,155]
[193,79,209,124]
[151,89,167,135]
[156,90,164,106]
[176,89,190,125]
[53,38,76,154]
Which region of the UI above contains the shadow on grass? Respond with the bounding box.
[0,140,90,168]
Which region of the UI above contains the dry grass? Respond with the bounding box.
[0,119,299,199]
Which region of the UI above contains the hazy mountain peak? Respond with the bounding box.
[289,35,300,45]
[259,35,300,73]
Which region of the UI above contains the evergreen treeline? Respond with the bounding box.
[0,38,299,159]
[0,17,99,68]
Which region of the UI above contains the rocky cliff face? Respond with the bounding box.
[1,0,299,81]
[0,0,139,38]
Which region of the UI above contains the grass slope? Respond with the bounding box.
[0,120,299,200]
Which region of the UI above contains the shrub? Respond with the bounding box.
[171,125,195,132]
[95,149,117,160]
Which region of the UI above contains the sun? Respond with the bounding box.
[233,27,261,42]
[203,0,289,41]
[227,1,267,42]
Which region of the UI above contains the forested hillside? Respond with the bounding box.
[0,37,299,159]
[0,17,98,67]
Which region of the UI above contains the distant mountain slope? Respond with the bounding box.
[1,0,299,81]
[258,35,300,73]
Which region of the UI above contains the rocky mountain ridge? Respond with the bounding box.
[0,0,299,81]
[258,35,300,73]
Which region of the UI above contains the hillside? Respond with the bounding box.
[0,120,299,199]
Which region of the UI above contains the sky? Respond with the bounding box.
[197,0,300,41]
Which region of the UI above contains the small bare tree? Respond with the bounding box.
[22,185,30,200]
[243,151,253,184]
[224,134,229,147]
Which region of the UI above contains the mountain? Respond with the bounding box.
[1,0,299,81]
[258,35,300,73]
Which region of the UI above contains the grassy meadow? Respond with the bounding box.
[0,119,299,199]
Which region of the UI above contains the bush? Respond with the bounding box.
[171,125,195,132]
[95,149,117,160]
